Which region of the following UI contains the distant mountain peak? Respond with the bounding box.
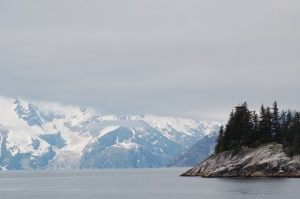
[0,96,222,170]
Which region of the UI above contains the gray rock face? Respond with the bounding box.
[181,143,300,177]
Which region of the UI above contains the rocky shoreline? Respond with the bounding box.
[181,143,300,177]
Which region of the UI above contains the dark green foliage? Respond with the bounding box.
[286,111,294,145]
[215,126,224,153]
[215,102,300,156]
[258,105,272,144]
[272,101,281,142]
[248,110,260,147]
[290,112,300,156]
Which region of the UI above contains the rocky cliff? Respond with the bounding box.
[181,143,300,177]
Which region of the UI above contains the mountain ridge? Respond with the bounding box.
[0,96,222,170]
[167,133,217,167]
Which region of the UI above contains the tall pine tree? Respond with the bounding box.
[258,104,271,144]
[271,101,281,142]
[215,126,225,153]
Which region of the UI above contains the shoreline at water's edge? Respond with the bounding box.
[180,144,300,178]
[180,173,300,178]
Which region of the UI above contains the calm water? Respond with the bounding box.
[0,168,299,199]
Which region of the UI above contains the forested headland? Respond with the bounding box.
[215,102,300,156]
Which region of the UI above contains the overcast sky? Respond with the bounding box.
[0,0,299,121]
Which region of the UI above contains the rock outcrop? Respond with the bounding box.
[181,143,300,177]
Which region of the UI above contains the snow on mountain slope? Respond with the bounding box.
[0,96,223,170]
[137,115,221,147]
[95,114,222,149]
[0,97,50,156]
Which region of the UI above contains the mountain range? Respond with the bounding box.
[0,96,222,170]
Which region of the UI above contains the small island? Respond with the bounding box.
[181,102,300,177]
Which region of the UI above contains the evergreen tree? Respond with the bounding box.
[271,101,281,142]
[221,102,251,151]
[285,110,293,146]
[258,104,269,143]
[222,110,234,151]
[249,110,260,147]
[280,110,288,145]
[252,111,259,134]
[292,112,300,155]
[215,126,224,153]
[258,104,266,142]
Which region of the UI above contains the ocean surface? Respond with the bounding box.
[0,168,299,199]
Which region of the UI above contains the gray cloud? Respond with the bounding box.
[1,0,300,120]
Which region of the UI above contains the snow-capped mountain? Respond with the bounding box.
[0,96,222,170]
